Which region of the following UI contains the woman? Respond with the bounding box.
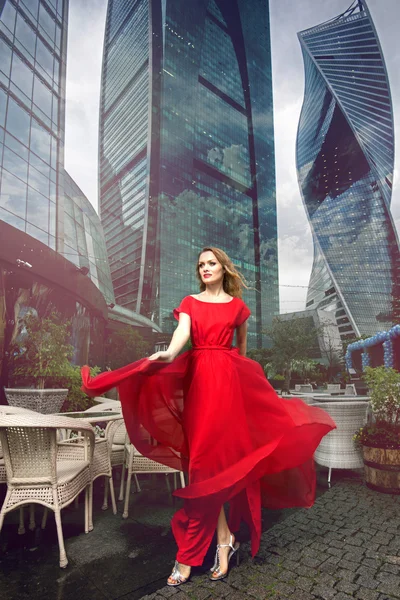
[81,247,335,586]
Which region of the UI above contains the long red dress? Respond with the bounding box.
[81,295,335,565]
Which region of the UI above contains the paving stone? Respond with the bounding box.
[335,580,360,595]
[355,589,381,600]
[334,593,355,600]
[356,574,379,590]
[312,584,337,599]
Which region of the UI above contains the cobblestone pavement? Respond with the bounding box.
[140,479,400,600]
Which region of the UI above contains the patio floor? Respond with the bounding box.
[0,468,399,600]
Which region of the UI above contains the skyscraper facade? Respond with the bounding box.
[0,0,68,252]
[99,0,278,347]
[296,0,399,341]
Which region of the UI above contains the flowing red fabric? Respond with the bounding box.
[82,296,335,556]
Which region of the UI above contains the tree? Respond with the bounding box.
[105,328,150,370]
[247,348,274,377]
[9,311,74,389]
[265,315,321,392]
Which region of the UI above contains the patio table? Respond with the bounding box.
[55,411,122,423]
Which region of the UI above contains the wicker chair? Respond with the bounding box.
[295,384,313,393]
[0,414,95,568]
[100,418,127,510]
[0,405,40,533]
[313,401,369,483]
[122,441,185,519]
[327,383,341,394]
[344,384,357,396]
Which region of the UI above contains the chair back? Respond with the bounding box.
[327,383,341,394]
[0,423,57,485]
[295,384,313,393]
[344,384,356,396]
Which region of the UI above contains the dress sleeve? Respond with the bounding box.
[236,300,251,326]
[173,296,192,321]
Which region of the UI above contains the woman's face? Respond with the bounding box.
[198,251,224,286]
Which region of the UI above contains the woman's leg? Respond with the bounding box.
[169,501,220,581]
[211,505,236,576]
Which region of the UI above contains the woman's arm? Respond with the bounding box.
[148,313,191,362]
[236,320,248,356]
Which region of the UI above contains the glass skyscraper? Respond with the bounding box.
[99,0,278,347]
[0,0,67,252]
[296,0,400,341]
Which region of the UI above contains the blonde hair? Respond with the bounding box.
[196,247,248,299]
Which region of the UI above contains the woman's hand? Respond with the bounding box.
[148,350,174,362]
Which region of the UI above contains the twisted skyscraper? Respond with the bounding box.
[296,0,400,340]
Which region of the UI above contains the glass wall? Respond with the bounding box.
[63,170,115,303]
[99,0,278,348]
[296,0,399,339]
[0,0,67,250]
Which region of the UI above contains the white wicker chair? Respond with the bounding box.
[122,440,185,519]
[313,401,369,483]
[0,405,40,533]
[295,384,313,393]
[327,383,341,394]
[100,418,127,510]
[0,414,95,568]
[344,384,357,396]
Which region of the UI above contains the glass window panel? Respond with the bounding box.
[11,53,34,98]
[39,4,55,41]
[15,14,36,56]
[35,38,53,77]
[33,75,52,116]
[51,136,57,168]
[0,169,27,218]
[29,151,50,178]
[3,146,28,181]
[5,132,29,160]
[0,88,6,128]
[53,56,59,82]
[5,98,30,146]
[27,187,49,230]
[49,180,56,202]
[26,222,49,245]
[52,95,58,125]
[48,234,55,250]
[55,24,61,48]
[28,164,49,197]
[30,119,51,163]
[0,38,12,78]
[49,199,55,235]
[0,205,25,230]
[20,0,39,21]
[1,2,16,34]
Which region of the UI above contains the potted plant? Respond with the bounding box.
[5,311,73,413]
[354,366,400,494]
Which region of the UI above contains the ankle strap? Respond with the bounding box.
[218,533,234,550]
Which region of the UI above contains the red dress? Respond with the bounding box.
[81,295,335,565]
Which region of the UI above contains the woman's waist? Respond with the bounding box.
[191,345,235,351]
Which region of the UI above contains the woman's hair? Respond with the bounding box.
[196,247,248,299]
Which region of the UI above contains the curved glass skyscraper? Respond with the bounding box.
[296,0,399,340]
[99,0,278,347]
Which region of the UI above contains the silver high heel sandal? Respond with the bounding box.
[210,533,240,581]
[167,561,191,587]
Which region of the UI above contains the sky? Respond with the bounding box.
[64,0,400,314]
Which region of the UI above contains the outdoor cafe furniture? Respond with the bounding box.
[4,388,69,414]
[326,383,341,394]
[344,384,357,395]
[312,401,369,484]
[0,414,95,568]
[122,439,186,519]
[294,384,313,393]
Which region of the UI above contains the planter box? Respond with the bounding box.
[362,445,400,495]
[4,388,69,414]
